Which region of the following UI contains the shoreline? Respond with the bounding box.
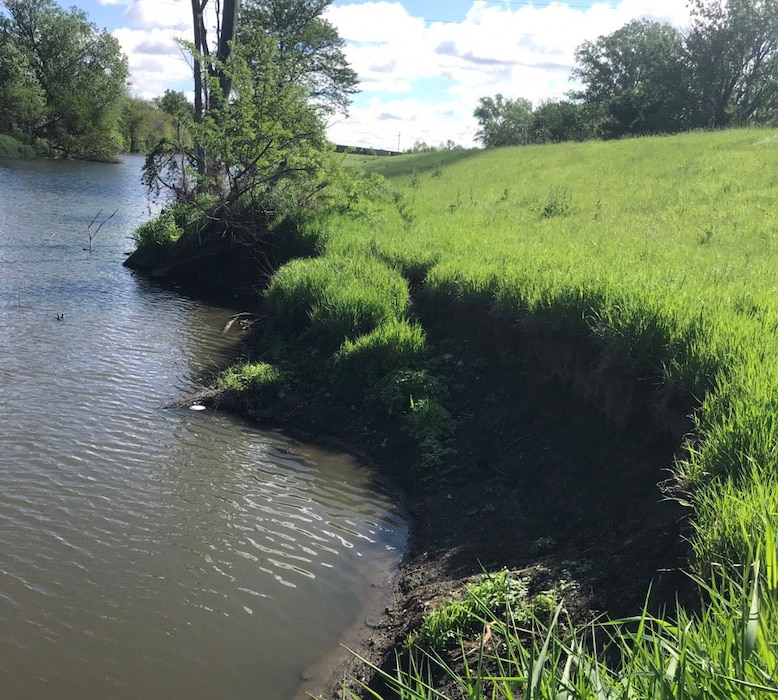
[202,318,695,699]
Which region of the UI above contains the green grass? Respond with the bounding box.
[264,253,410,343]
[217,361,283,392]
[330,129,778,571]
[149,127,778,698]
[329,128,778,698]
[347,524,778,700]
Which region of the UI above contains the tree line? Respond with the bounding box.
[0,0,197,159]
[474,0,778,148]
[0,0,356,166]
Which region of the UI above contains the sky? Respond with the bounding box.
[72,0,693,150]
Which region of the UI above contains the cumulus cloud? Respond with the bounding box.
[124,0,192,29]
[113,27,192,97]
[324,0,693,148]
[108,0,693,148]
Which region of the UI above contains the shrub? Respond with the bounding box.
[409,569,531,649]
[217,362,283,392]
[331,320,426,389]
[0,134,38,158]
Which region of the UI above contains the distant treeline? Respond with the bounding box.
[333,145,401,157]
[474,1,778,148]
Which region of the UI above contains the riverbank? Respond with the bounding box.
[194,308,695,699]
[126,129,778,697]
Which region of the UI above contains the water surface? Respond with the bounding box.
[0,156,407,699]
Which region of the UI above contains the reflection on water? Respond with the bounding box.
[0,156,407,699]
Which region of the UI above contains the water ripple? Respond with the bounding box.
[0,157,407,700]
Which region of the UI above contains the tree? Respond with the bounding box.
[153,90,194,144]
[0,35,45,138]
[120,97,185,154]
[473,94,533,148]
[571,19,688,138]
[146,0,357,204]
[238,0,358,115]
[142,33,330,206]
[528,99,590,144]
[0,0,128,159]
[685,0,778,127]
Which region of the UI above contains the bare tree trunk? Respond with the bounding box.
[217,0,239,101]
[189,0,239,187]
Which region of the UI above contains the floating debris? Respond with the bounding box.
[189,404,206,411]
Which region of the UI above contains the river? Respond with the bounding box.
[0,155,407,700]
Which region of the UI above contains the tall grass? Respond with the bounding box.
[227,128,778,571]
[320,130,778,698]
[345,517,778,699]
[335,129,778,570]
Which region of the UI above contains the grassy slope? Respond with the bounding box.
[174,130,778,697]
[318,130,778,698]
[339,130,778,570]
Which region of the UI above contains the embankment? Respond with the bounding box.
[128,246,695,698]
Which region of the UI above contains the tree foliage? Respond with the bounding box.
[476,0,778,148]
[120,96,190,154]
[239,0,358,115]
[685,0,778,127]
[142,29,343,216]
[144,0,356,208]
[528,99,590,144]
[473,96,589,148]
[571,19,688,138]
[474,95,533,148]
[0,0,128,159]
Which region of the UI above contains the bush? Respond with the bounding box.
[218,362,283,392]
[409,569,531,649]
[0,134,38,158]
[332,320,426,389]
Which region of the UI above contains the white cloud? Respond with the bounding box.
[325,0,693,149]
[113,27,192,98]
[123,0,192,29]
[109,0,694,148]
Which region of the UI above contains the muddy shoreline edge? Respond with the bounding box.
[196,314,695,700]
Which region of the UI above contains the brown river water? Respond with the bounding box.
[0,155,407,699]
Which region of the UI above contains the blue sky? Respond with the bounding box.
[71,0,690,149]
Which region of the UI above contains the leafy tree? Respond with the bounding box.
[0,36,45,138]
[121,97,184,154]
[238,0,358,115]
[571,19,688,138]
[685,0,778,127]
[473,95,533,148]
[142,34,329,206]
[0,0,128,159]
[153,90,193,145]
[528,99,590,144]
[146,0,357,204]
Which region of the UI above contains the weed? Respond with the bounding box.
[409,569,529,649]
[538,185,573,218]
[218,362,283,392]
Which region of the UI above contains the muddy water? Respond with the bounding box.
[0,156,407,699]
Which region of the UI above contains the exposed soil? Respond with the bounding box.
[208,317,698,700]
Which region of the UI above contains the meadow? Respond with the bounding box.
[337,129,778,571]
[321,129,778,697]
